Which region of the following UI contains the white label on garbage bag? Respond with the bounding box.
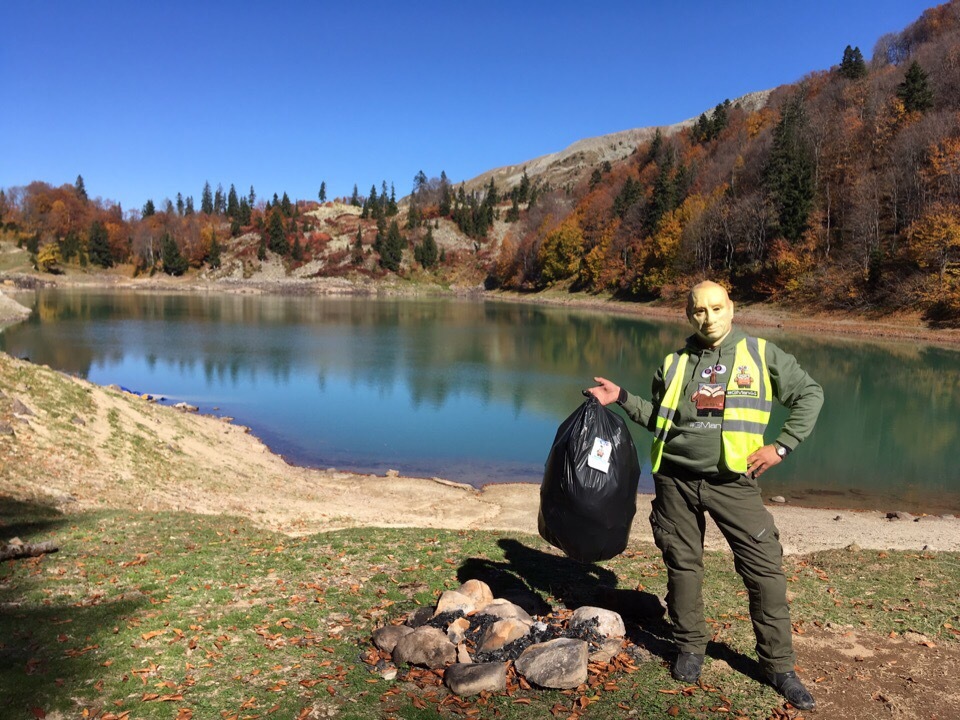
[587,437,612,473]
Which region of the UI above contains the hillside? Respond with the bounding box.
[459,90,772,197]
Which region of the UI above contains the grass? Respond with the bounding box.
[2,499,958,720]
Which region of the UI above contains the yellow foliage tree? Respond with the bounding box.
[905,203,960,285]
[538,217,583,284]
[36,242,63,274]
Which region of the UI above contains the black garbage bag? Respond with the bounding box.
[538,395,641,563]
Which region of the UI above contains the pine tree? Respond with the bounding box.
[378,220,404,271]
[838,45,867,80]
[248,186,256,208]
[439,171,452,216]
[414,227,438,269]
[387,183,398,216]
[281,192,292,216]
[268,208,288,254]
[201,182,214,214]
[352,226,364,265]
[87,220,112,268]
[517,169,530,204]
[142,199,155,217]
[257,235,267,260]
[897,60,934,113]
[319,181,327,203]
[160,232,188,275]
[214,184,225,215]
[185,196,195,215]
[75,174,87,201]
[350,184,361,207]
[176,192,184,216]
[208,235,221,269]
[227,184,239,218]
[291,235,303,261]
[766,94,814,243]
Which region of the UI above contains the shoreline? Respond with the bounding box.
[1,350,957,556]
[3,266,960,346]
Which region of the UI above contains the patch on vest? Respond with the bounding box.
[735,365,754,388]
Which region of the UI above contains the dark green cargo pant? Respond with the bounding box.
[650,464,796,674]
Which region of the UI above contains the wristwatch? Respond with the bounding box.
[775,442,790,458]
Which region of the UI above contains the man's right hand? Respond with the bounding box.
[586,377,621,406]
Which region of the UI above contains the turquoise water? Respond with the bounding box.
[2,289,958,514]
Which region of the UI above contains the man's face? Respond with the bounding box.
[687,285,734,345]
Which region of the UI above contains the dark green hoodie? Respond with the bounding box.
[619,326,823,478]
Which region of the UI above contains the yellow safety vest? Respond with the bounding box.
[651,336,772,474]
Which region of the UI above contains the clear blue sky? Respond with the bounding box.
[0,0,937,213]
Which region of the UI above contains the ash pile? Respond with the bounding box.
[369,578,648,696]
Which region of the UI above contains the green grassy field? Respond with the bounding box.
[2,498,958,719]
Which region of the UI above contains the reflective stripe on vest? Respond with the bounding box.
[650,336,772,474]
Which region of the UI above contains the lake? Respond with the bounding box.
[2,289,958,514]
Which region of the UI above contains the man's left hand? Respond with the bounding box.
[746,445,783,479]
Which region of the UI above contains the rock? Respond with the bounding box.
[845,542,861,552]
[391,626,456,669]
[917,515,940,522]
[447,617,471,644]
[372,625,414,653]
[834,515,843,521]
[385,469,400,477]
[514,638,588,689]
[770,496,786,504]
[406,606,434,628]
[380,666,397,681]
[887,511,915,521]
[0,421,14,436]
[589,637,623,663]
[570,606,625,638]
[923,544,937,552]
[434,590,476,616]
[476,598,533,624]
[457,642,472,664]
[70,415,86,426]
[174,402,199,412]
[444,662,506,696]
[477,618,532,652]
[11,398,33,416]
[457,579,493,609]
[941,514,956,520]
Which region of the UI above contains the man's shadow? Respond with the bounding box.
[457,537,764,677]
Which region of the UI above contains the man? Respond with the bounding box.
[587,280,823,711]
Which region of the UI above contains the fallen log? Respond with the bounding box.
[1,541,59,561]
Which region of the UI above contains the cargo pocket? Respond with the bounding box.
[748,517,780,545]
[649,510,677,554]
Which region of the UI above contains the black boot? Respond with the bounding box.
[767,670,815,711]
[671,652,704,683]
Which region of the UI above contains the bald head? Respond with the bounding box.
[686,281,734,346]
